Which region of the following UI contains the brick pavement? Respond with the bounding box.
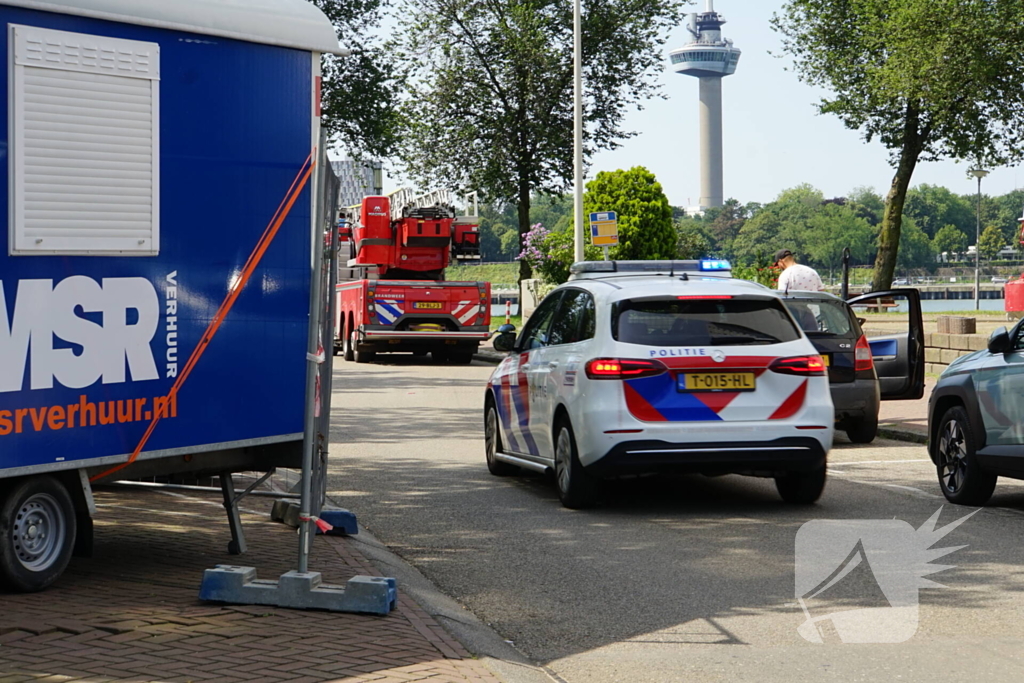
[876,377,936,442]
[0,487,502,683]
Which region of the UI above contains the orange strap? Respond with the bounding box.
[91,152,317,483]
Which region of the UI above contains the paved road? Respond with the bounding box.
[327,355,1024,683]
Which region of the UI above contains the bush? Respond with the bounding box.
[518,223,602,284]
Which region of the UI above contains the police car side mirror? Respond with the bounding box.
[493,331,516,354]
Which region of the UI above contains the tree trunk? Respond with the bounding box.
[517,180,532,284]
[871,105,924,292]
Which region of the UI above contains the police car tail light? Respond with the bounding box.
[585,358,666,380]
[854,334,874,371]
[768,355,826,376]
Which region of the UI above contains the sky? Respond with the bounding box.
[373,0,1023,208]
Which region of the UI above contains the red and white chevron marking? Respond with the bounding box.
[452,300,480,324]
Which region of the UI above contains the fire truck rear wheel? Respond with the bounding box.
[343,326,355,361]
[351,330,375,364]
[431,349,450,363]
[0,475,77,592]
[448,350,475,365]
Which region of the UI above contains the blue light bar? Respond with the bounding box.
[700,259,731,271]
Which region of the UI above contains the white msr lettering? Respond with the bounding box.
[165,271,178,379]
[0,276,160,393]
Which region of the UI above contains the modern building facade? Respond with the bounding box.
[331,159,383,208]
[668,0,741,209]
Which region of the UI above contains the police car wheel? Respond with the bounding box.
[0,476,77,592]
[774,465,827,505]
[485,400,518,476]
[554,420,600,509]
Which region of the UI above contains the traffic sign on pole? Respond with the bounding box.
[589,211,619,251]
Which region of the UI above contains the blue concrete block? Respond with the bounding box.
[318,508,358,535]
[198,565,397,614]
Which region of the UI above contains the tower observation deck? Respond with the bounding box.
[668,0,740,209]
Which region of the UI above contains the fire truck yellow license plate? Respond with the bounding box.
[680,372,756,392]
[413,302,443,309]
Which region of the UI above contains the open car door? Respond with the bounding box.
[847,288,925,400]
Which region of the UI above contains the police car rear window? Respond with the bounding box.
[612,298,801,346]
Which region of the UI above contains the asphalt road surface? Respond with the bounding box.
[327,354,1024,683]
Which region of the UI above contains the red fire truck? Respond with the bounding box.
[335,190,491,364]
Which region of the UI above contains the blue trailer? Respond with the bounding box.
[0,0,343,590]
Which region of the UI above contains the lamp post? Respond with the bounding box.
[572,0,584,263]
[969,167,989,311]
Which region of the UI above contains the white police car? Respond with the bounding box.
[484,260,835,508]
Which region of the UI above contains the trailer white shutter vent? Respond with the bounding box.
[9,25,160,255]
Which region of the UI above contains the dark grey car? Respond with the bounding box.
[783,289,925,443]
[929,322,1024,505]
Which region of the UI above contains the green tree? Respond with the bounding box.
[991,189,1024,244]
[705,198,750,254]
[932,224,969,257]
[847,186,885,226]
[896,216,934,270]
[904,184,975,238]
[774,0,1024,292]
[979,225,1005,261]
[396,0,681,283]
[477,204,518,261]
[732,185,823,264]
[578,167,676,260]
[313,0,401,158]
[676,222,712,260]
[804,204,875,279]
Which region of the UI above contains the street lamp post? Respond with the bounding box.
[572,0,584,263]
[969,167,989,311]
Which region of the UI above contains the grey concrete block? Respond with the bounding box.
[969,335,989,351]
[948,334,973,351]
[925,348,943,364]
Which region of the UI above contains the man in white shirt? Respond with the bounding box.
[775,249,824,292]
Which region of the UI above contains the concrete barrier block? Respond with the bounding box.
[926,363,947,375]
[969,335,989,351]
[948,334,973,350]
[199,565,398,615]
[924,333,934,347]
[925,348,943,364]
[940,349,966,364]
[931,333,951,349]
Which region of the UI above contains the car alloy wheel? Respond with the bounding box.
[484,402,517,476]
[938,417,968,495]
[555,427,572,495]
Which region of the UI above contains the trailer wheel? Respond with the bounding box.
[0,476,77,592]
